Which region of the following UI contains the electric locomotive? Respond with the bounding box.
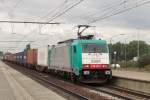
[49,25,112,83]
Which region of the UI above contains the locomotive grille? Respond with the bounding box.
[82,70,110,79]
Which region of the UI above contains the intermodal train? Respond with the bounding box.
[3,36,112,83]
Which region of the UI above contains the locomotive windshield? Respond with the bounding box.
[82,44,108,53]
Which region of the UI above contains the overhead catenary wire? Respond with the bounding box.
[35,0,81,22]
[0,20,60,24]
[84,0,128,20]
[47,0,84,22]
[88,0,150,24]
[0,0,80,52]
[17,0,70,48]
[38,0,69,20]
[85,0,132,22]
[15,0,84,46]
[23,0,84,46]
[28,0,84,47]
[8,0,24,17]
[82,0,136,23]
[18,0,147,50]
[0,41,34,42]
[6,0,150,52]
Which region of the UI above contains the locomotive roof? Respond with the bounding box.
[76,39,106,42]
[58,38,107,45]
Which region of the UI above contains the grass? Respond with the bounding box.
[112,61,150,73]
[115,67,150,73]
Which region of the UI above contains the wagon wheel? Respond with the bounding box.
[71,73,77,83]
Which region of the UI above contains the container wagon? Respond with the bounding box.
[36,46,50,71]
[26,49,37,68]
[11,54,16,62]
[15,51,26,65]
[3,52,13,62]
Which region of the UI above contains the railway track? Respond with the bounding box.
[5,62,110,100]
[5,62,150,100]
[104,85,150,99]
[82,83,150,100]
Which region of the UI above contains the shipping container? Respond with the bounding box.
[26,49,37,66]
[15,51,26,64]
[4,53,15,62]
[11,54,16,62]
[3,52,9,61]
[37,46,50,71]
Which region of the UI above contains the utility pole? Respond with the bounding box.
[114,51,117,69]
[137,28,140,59]
[109,34,125,64]
[109,34,125,44]
[125,39,127,69]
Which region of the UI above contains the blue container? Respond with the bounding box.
[15,51,27,64]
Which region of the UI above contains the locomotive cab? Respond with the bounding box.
[71,39,112,83]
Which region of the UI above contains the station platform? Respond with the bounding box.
[112,69,150,94]
[112,70,150,82]
[0,61,66,100]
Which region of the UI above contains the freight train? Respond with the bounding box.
[3,38,112,83]
[3,26,112,83]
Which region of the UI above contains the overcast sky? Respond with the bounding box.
[0,0,150,52]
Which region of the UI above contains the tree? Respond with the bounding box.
[126,41,149,60]
[109,42,124,63]
[138,54,150,68]
[0,51,3,59]
[109,40,149,62]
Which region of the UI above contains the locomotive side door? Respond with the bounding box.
[71,45,79,75]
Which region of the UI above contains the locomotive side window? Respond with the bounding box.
[73,46,76,53]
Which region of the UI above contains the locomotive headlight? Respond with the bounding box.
[105,70,110,75]
[83,70,90,75]
[83,64,90,69]
[86,64,90,68]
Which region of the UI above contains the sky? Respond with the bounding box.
[0,0,150,52]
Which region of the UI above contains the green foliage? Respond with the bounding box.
[109,40,150,62]
[118,60,137,68]
[144,65,150,71]
[109,42,125,62]
[138,54,150,68]
[126,41,149,60]
[0,51,3,56]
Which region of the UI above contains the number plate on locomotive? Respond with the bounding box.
[91,60,101,63]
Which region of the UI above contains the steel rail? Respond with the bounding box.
[88,85,150,100]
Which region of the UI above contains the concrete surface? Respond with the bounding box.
[0,61,66,100]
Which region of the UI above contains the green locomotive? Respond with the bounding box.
[48,38,112,83]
